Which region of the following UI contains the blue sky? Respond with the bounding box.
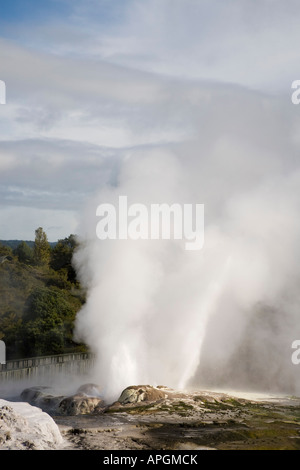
[0,0,70,21]
[0,0,127,32]
[0,0,300,241]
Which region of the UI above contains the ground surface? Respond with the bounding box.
[52,389,300,450]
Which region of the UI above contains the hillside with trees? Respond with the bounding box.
[0,228,87,360]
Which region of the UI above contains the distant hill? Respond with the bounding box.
[0,240,57,250]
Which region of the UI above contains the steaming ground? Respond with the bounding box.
[72,82,300,402]
[3,378,300,451]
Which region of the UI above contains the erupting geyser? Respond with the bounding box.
[73,84,300,402]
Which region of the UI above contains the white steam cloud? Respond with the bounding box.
[73,83,300,401]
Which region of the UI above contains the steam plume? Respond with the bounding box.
[73,83,300,401]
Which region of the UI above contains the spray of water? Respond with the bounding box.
[73,84,300,401]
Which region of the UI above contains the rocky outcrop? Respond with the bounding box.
[19,383,192,416]
[57,382,105,415]
[0,399,63,450]
[117,385,168,404]
[76,383,102,397]
[58,395,105,415]
[20,384,105,416]
[20,386,64,414]
[20,385,48,403]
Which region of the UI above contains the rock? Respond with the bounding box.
[20,385,105,416]
[0,399,63,450]
[76,383,102,397]
[58,395,105,415]
[118,385,167,404]
[20,385,49,403]
[20,386,64,414]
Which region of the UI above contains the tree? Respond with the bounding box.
[0,243,13,257]
[34,227,50,266]
[14,241,34,265]
[50,234,77,282]
[21,287,77,356]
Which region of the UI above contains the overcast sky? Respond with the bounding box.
[0,0,300,241]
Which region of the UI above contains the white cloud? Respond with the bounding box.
[0,0,300,241]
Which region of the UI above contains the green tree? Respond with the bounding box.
[21,286,78,356]
[34,227,50,266]
[0,243,13,258]
[14,241,34,265]
[0,311,23,358]
[50,234,77,282]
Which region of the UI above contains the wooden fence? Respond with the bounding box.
[0,352,95,382]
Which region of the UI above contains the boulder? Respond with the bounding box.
[118,385,167,404]
[0,399,63,450]
[20,386,49,403]
[58,395,105,415]
[76,383,102,397]
[20,386,64,414]
[20,384,105,415]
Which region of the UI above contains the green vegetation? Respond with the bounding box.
[0,229,87,359]
[33,227,51,266]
